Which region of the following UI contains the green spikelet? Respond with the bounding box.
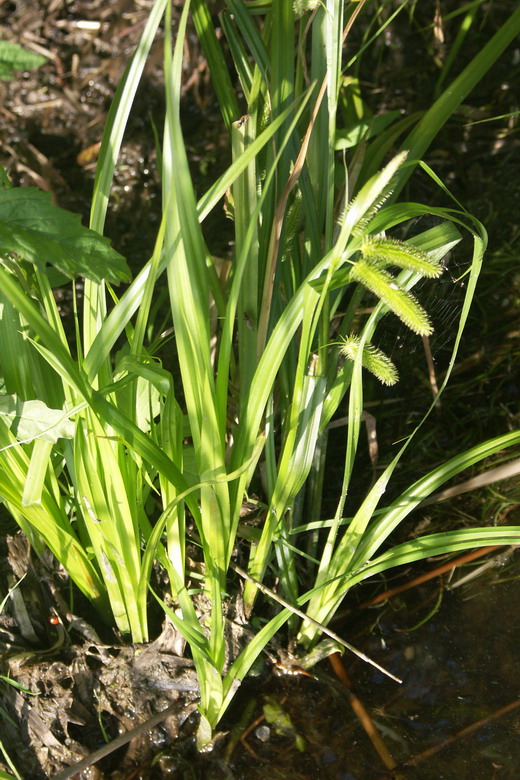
[284,189,303,244]
[340,335,398,386]
[351,260,433,335]
[282,189,304,261]
[258,100,272,135]
[351,183,397,236]
[293,0,320,18]
[343,151,408,236]
[361,236,443,278]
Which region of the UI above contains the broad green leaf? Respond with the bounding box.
[0,165,11,189]
[0,394,74,443]
[0,189,130,283]
[0,41,46,80]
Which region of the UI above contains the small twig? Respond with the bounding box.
[448,547,515,589]
[49,703,193,780]
[231,563,402,683]
[358,546,504,610]
[224,697,259,763]
[418,457,520,507]
[402,698,520,768]
[343,0,370,44]
[329,653,398,773]
[422,334,440,400]
[239,712,266,761]
[328,411,379,470]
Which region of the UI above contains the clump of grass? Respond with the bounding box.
[1,0,520,750]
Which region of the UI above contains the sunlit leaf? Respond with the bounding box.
[0,189,130,283]
[0,41,46,80]
[0,394,74,443]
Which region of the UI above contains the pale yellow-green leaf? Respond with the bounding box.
[0,395,74,443]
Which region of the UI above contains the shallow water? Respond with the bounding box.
[220,560,520,780]
[338,566,520,778]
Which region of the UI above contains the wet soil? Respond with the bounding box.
[1,1,520,779]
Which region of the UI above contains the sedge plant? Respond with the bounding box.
[1,0,520,749]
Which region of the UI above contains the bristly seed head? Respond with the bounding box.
[361,236,443,278]
[340,335,398,386]
[351,260,434,336]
